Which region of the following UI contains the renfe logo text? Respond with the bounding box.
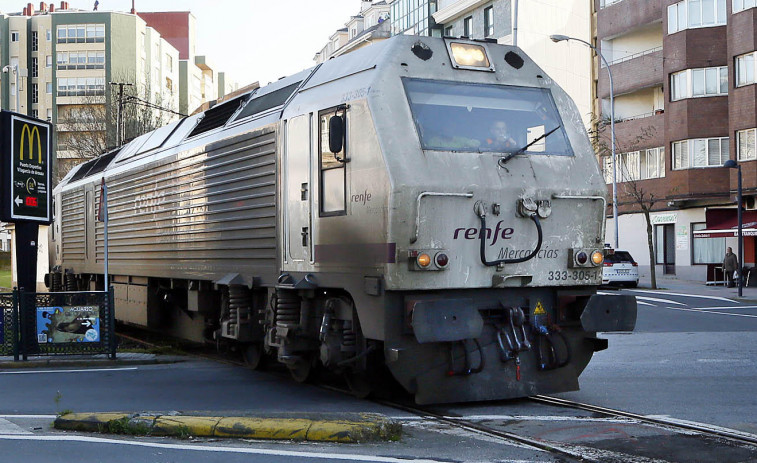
[454,221,514,246]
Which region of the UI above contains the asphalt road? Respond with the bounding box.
[1,287,757,462]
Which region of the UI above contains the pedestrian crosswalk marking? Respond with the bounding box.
[0,418,31,435]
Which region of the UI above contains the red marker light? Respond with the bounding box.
[25,196,38,207]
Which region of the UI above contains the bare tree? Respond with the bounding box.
[55,72,179,182]
[589,116,667,289]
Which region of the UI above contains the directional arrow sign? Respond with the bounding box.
[14,196,21,207]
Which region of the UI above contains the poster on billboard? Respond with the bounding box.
[36,306,100,344]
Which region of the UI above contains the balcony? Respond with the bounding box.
[598,49,663,99]
[596,0,663,40]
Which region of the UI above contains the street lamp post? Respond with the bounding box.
[724,159,743,297]
[550,34,618,249]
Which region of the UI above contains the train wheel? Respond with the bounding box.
[243,343,265,370]
[288,357,313,383]
[344,372,373,399]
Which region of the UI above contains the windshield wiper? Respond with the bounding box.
[497,125,562,166]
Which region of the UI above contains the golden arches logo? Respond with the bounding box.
[19,123,42,164]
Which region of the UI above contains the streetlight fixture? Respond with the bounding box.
[550,34,618,249]
[2,64,20,113]
[724,159,743,297]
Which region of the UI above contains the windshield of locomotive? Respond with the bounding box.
[403,78,573,156]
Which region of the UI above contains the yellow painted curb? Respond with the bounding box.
[215,417,310,440]
[153,416,220,437]
[54,412,402,442]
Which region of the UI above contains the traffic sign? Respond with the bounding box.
[0,111,52,224]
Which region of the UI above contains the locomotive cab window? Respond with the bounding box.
[403,78,573,156]
[319,108,347,216]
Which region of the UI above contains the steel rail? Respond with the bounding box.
[531,395,757,447]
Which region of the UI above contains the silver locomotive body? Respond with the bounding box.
[49,36,636,404]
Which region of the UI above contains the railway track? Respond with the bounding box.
[377,396,757,463]
[116,328,757,462]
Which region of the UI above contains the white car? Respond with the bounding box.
[602,250,639,287]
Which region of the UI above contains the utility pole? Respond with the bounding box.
[109,82,133,146]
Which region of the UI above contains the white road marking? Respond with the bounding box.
[689,306,757,310]
[0,415,56,419]
[636,301,656,307]
[659,306,757,319]
[633,296,687,306]
[0,367,138,375]
[0,419,31,435]
[0,434,469,462]
[627,289,735,303]
[441,415,635,423]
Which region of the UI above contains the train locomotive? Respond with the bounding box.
[48,36,636,404]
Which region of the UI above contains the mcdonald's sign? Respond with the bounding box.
[1,111,52,224]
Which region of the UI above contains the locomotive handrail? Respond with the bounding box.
[552,194,607,247]
[411,191,474,243]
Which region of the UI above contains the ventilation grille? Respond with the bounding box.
[187,95,248,138]
[233,81,301,121]
[68,149,120,183]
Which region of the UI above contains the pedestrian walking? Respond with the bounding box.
[723,247,739,288]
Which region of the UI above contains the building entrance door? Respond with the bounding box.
[663,224,676,275]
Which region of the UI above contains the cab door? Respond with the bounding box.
[284,114,313,263]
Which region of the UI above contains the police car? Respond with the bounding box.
[602,249,639,287]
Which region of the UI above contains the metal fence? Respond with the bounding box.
[0,288,115,360]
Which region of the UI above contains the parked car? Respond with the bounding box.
[602,249,639,287]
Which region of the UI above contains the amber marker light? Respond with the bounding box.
[417,253,432,268]
[450,42,490,67]
[591,250,604,266]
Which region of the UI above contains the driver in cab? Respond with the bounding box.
[486,120,518,152]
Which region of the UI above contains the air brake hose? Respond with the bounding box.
[478,213,543,266]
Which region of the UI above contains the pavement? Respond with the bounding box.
[621,272,757,302]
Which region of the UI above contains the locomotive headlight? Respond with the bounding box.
[448,42,492,70]
[591,250,604,266]
[417,253,431,268]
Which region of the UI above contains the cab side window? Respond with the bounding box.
[319,108,346,216]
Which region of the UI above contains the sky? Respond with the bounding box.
[0,0,363,87]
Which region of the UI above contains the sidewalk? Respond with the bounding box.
[625,274,757,302]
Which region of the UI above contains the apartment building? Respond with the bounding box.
[0,2,181,181]
[139,11,237,115]
[595,0,756,280]
[314,1,391,62]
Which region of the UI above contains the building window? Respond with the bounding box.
[46,108,52,121]
[444,25,453,36]
[46,82,52,93]
[736,52,757,87]
[692,223,725,263]
[165,54,173,73]
[31,31,38,51]
[46,55,52,68]
[57,24,104,44]
[31,57,38,77]
[737,128,757,161]
[46,29,51,41]
[668,0,727,34]
[672,137,729,169]
[671,66,728,101]
[31,109,38,118]
[166,77,173,92]
[734,0,757,12]
[31,83,38,103]
[463,16,473,37]
[11,31,19,42]
[57,77,105,96]
[605,147,665,183]
[484,6,494,37]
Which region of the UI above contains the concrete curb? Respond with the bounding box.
[54,412,402,443]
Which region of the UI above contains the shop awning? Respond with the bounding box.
[693,208,757,238]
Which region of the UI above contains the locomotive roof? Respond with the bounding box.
[57,35,550,191]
